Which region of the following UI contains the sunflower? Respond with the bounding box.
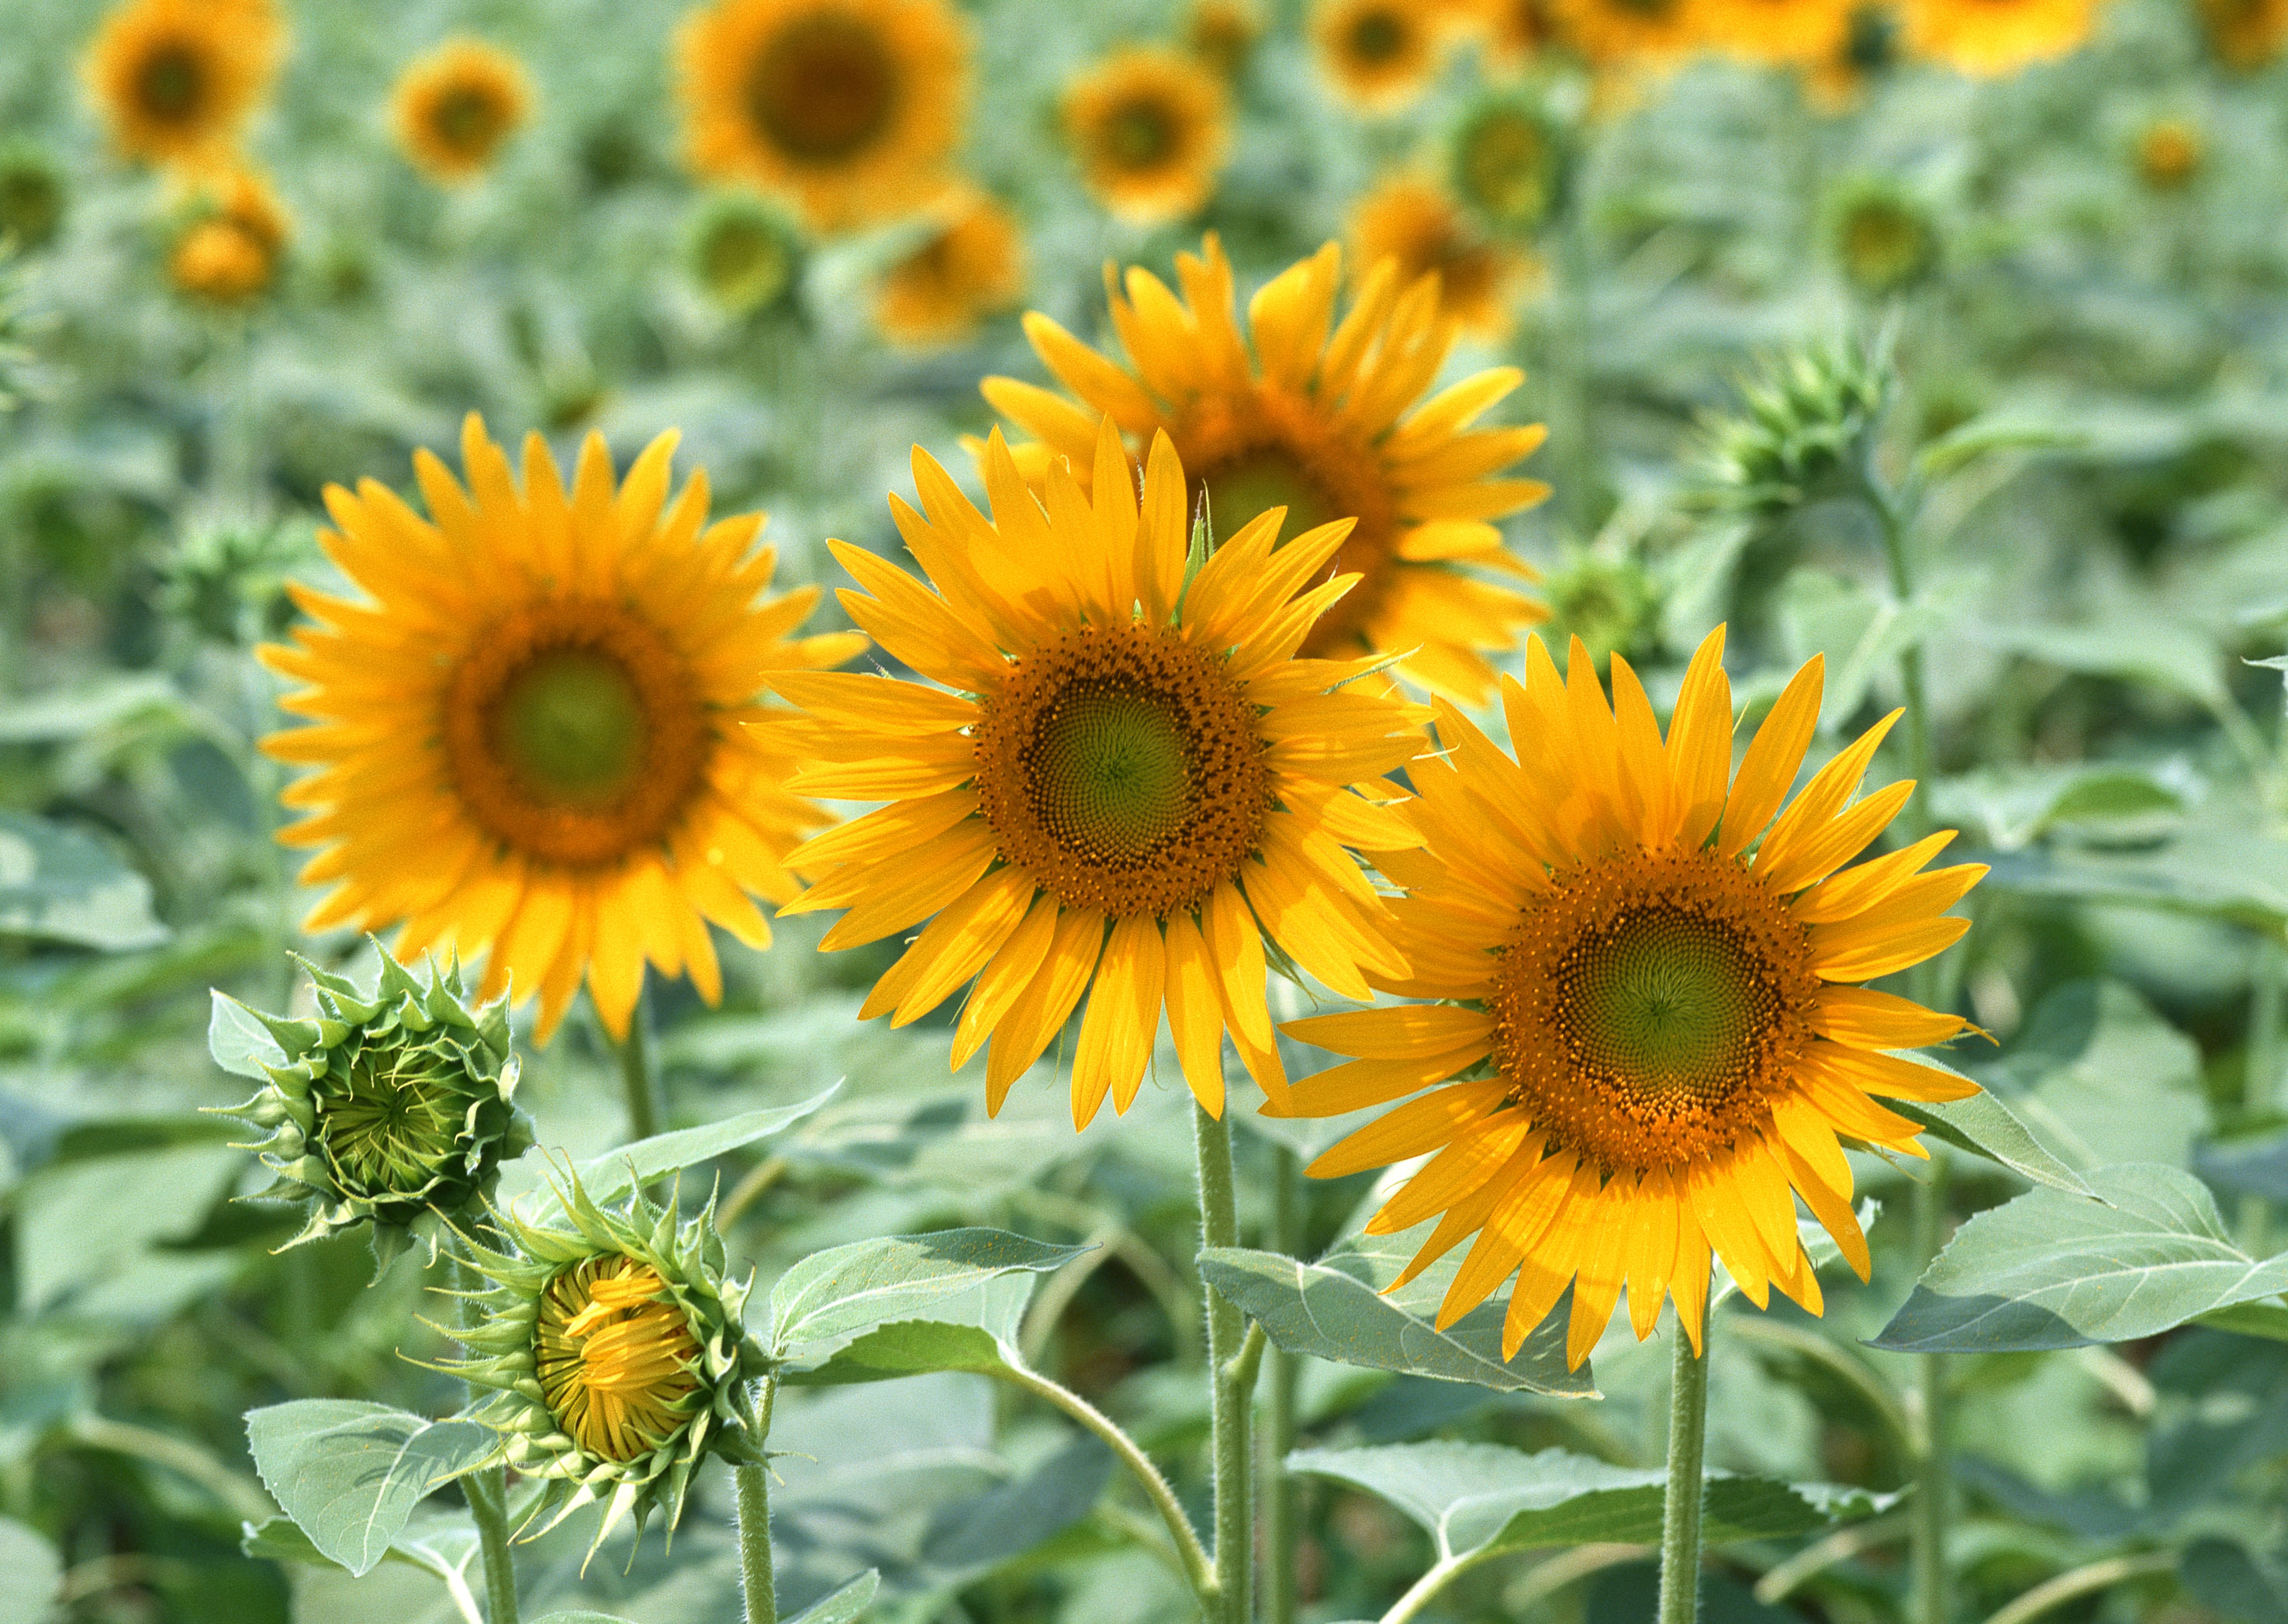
[1446,93,1566,235]
[773,418,1427,1127]
[1702,0,1854,64]
[983,237,1549,701]
[1277,627,1983,1369]
[1899,0,2098,73]
[1464,0,1560,69]
[1063,48,1229,226]
[676,0,969,234]
[84,0,283,168]
[1350,174,1536,341]
[1827,178,1938,296]
[1312,0,1452,115]
[2197,0,2288,67]
[1187,0,1265,76]
[873,185,1026,347]
[392,39,531,185]
[2133,119,2203,190]
[168,164,288,305]
[260,416,865,1044]
[1550,0,1709,62]
[687,192,805,316]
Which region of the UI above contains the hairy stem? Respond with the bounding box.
[735,1376,779,1624]
[2243,937,2286,1250]
[1911,1156,1952,1624]
[1263,1145,1302,1624]
[1194,1103,1251,1624]
[461,1465,520,1624]
[614,986,663,1145]
[1656,1291,1713,1624]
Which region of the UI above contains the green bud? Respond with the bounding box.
[1698,337,1892,520]
[1827,178,1940,299]
[686,192,805,318]
[1446,90,1567,237]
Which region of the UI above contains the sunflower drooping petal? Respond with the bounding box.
[1283,624,1982,1368]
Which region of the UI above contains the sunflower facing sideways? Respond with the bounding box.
[392,38,532,185]
[771,417,1429,1128]
[1062,47,1230,226]
[84,0,285,169]
[676,0,969,233]
[984,237,1549,700]
[261,416,866,1044]
[1278,627,1986,1370]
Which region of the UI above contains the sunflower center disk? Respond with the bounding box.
[974,623,1269,919]
[444,602,710,869]
[1105,100,1175,170]
[432,86,506,156]
[535,1259,701,1463]
[1488,845,1820,1173]
[1199,447,1343,545]
[137,43,205,121]
[1350,12,1406,61]
[747,15,898,161]
[321,1053,461,1199]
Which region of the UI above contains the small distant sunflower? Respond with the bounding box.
[2197,0,2288,67]
[84,0,283,169]
[1702,0,1854,64]
[873,186,1025,347]
[677,0,969,234]
[1281,627,1987,1369]
[169,164,288,306]
[393,39,531,185]
[1827,178,1938,297]
[983,236,1550,700]
[1312,0,1451,115]
[1187,0,1266,76]
[774,419,1429,1126]
[1447,94,1566,235]
[1899,0,2098,73]
[2133,119,2203,190]
[261,415,866,1043]
[1350,174,1535,341]
[1550,0,1709,64]
[1063,47,1229,226]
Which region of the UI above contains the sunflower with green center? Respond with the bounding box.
[773,416,1427,1126]
[984,237,1549,701]
[84,0,284,169]
[260,415,865,1044]
[1278,627,1985,1370]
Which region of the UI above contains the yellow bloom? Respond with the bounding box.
[873,185,1025,347]
[1702,0,1854,64]
[2134,119,2202,190]
[1187,0,1266,77]
[260,415,865,1042]
[1280,627,1985,1370]
[1899,0,2099,74]
[1550,0,1709,64]
[983,237,1550,700]
[1312,0,1452,116]
[676,0,969,234]
[1349,174,1536,341]
[169,164,288,305]
[775,418,1428,1127]
[1062,47,1229,226]
[2196,0,2288,67]
[84,0,283,169]
[392,38,531,185]
[536,1259,703,1463]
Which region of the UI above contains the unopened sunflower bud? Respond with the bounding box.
[1827,178,1940,299]
[214,947,531,1273]
[1446,89,1567,237]
[442,1172,767,1562]
[1699,337,1892,520]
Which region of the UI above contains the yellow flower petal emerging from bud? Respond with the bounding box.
[538,1259,703,1463]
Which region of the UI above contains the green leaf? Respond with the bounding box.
[1870,1163,2288,1353]
[1979,807,2288,934]
[208,990,287,1081]
[244,1400,498,1577]
[0,812,167,951]
[1913,417,2086,480]
[1979,614,2231,712]
[0,1515,60,1624]
[17,1142,243,1312]
[529,1615,641,1624]
[563,1084,843,1205]
[785,1568,880,1624]
[2180,1539,2288,1624]
[240,1511,481,1581]
[769,1229,1091,1357]
[1972,981,2206,1172]
[1287,1443,1897,1563]
[1930,764,2187,852]
[1198,1244,1589,1398]
[1883,1062,2095,1196]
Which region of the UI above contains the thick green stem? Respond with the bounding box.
[1194,1103,1251,1624]
[1864,473,1936,841]
[462,1465,520,1624]
[614,986,663,1144]
[1911,1159,1951,1624]
[735,1376,779,1624]
[2243,937,2286,1249]
[1655,1290,1713,1624]
[1263,1145,1301,1624]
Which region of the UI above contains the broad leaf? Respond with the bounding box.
[557,1084,842,1205]
[1885,1064,2094,1197]
[1871,1163,2288,1353]
[786,1575,881,1624]
[241,1512,482,1580]
[1932,764,2187,852]
[0,1515,60,1624]
[1980,815,2288,935]
[1972,981,2205,1172]
[0,812,167,951]
[244,1400,498,1577]
[769,1229,1090,1356]
[1288,1443,1897,1562]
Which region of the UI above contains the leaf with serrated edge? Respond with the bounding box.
[786,1569,881,1624]
[1872,1163,2288,1353]
[244,1401,498,1577]
[770,1229,1090,1356]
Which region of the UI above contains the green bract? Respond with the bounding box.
[216,948,531,1273]
[1446,90,1567,237]
[1699,338,1891,520]
[444,1172,768,1560]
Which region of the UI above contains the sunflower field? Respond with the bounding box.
[4,0,2288,1621]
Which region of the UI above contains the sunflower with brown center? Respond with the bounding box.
[984,236,1549,700]
[2196,0,2288,67]
[677,0,969,234]
[392,39,531,185]
[1278,627,1986,1370]
[1062,47,1229,226]
[84,0,283,169]
[873,185,1026,347]
[260,415,865,1044]
[1550,0,1709,64]
[1899,0,2098,73]
[1312,0,1451,115]
[1350,174,1536,341]
[774,417,1426,1127]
